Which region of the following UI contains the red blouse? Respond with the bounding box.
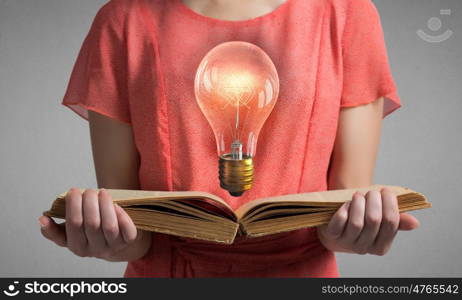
[61,0,401,277]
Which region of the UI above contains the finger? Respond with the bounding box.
[340,191,366,243]
[99,189,125,249]
[324,200,351,239]
[370,187,400,255]
[353,190,382,254]
[39,215,67,247]
[398,213,420,231]
[115,204,137,244]
[65,187,88,256]
[82,189,107,253]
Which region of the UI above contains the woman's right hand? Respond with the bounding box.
[39,187,152,262]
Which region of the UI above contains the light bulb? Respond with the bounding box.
[194,41,280,197]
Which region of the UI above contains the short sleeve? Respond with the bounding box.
[340,0,401,118]
[61,0,131,124]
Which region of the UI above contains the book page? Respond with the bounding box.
[234,184,421,220]
[57,188,235,218]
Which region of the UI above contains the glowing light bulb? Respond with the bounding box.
[194,41,279,197]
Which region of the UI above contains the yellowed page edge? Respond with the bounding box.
[56,188,235,217]
[234,184,422,219]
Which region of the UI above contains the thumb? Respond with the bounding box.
[398,213,420,231]
[39,215,67,247]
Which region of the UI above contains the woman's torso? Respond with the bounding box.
[120,0,348,277]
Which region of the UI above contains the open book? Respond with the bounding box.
[43,184,431,244]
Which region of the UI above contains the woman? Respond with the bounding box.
[39,0,420,277]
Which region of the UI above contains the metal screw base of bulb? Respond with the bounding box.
[218,154,254,197]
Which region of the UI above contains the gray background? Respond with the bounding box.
[0,0,461,277]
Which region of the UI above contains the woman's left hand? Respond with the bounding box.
[316,187,420,256]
